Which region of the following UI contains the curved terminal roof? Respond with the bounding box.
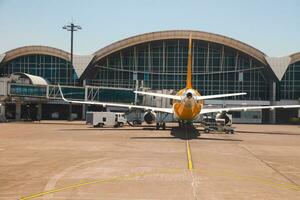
[0,46,94,78]
[289,52,300,65]
[0,54,5,64]
[3,46,70,62]
[0,30,299,81]
[12,72,49,85]
[93,30,268,66]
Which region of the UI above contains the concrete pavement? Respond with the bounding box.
[0,122,299,199]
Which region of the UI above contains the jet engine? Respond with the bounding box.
[216,112,232,126]
[143,111,157,124]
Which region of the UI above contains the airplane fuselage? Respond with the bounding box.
[173,88,203,121]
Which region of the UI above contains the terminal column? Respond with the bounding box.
[82,104,86,120]
[15,101,21,121]
[82,81,87,120]
[0,103,5,121]
[37,102,42,121]
[68,103,72,121]
[270,109,276,124]
[298,98,300,119]
[269,82,276,124]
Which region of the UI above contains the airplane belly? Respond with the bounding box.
[174,101,202,121]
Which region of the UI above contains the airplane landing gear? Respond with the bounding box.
[178,121,183,127]
[156,122,166,130]
[178,121,193,128]
[156,113,168,130]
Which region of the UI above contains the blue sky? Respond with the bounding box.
[0,0,299,56]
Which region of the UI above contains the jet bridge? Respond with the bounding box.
[0,73,135,121]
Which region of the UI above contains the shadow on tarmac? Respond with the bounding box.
[131,126,243,142]
[130,126,199,140]
[59,126,242,141]
[170,126,200,139]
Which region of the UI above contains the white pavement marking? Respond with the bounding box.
[184,127,198,199]
[190,171,198,200]
[43,158,108,200]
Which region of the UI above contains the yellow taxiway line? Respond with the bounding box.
[186,140,194,170]
[19,169,181,200]
[19,166,300,199]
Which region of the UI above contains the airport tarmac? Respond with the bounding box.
[0,122,300,200]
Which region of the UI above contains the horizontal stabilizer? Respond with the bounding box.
[134,91,181,100]
[196,93,247,100]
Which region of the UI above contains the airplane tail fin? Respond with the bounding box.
[186,34,192,89]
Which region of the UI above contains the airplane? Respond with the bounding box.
[59,34,300,130]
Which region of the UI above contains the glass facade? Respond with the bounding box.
[59,87,85,100]
[1,40,298,103]
[91,40,270,100]
[86,88,135,103]
[0,54,78,85]
[10,84,47,97]
[280,61,300,100]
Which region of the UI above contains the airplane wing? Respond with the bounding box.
[196,93,247,100]
[134,91,181,100]
[135,91,246,101]
[201,105,300,114]
[58,86,173,114]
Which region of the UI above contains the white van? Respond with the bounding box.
[86,112,127,127]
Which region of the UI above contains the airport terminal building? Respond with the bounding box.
[0,30,299,123]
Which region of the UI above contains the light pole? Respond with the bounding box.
[62,22,81,121]
[62,22,81,84]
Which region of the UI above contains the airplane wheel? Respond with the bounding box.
[178,121,183,127]
[98,123,104,127]
[133,120,138,126]
[156,123,160,130]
